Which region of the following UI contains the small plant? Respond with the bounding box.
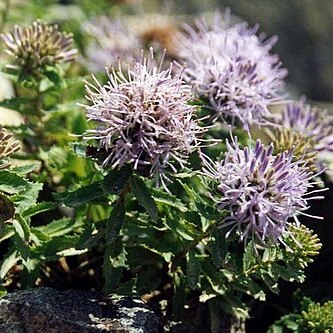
[0,3,331,331]
[269,296,333,333]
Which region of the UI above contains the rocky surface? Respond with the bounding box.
[0,287,162,333]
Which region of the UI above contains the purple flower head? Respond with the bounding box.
[177,11,287,129]
[82,16,142,72]
[202,137,323,245]
[82,49,204,188]
[280,101,333,154]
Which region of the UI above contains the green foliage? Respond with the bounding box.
[269,296,333,333]
[0,1,328,330]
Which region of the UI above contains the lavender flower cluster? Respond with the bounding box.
[176,12,287,129]
[0,11,314,245]
[202,137,323,244]
[82,50,204,188]
[70,11,331,245]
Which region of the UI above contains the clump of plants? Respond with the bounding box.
[0,2,331,331]
[269,295,333,333]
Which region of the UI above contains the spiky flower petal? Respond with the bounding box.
[0,127,20,169]
[1,20,77,73]
[177,12,287,128]
[82,50,204,187]
[202,137,322,245]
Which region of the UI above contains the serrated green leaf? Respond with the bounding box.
[103,241,127,293]
[13,216,30,241]
[69,142,87,158]
[34,217,83,238]
[0,250,18,280]
[201,261,228,297]
[0,170,28,194]
[151,189,187,212]
[12,182,43,213]
[42,70,63,89]
[129,176,158,221]
[33,235,80,259]
[106,199,125,243]
[238,278,266,300]
[10,162,40,175]
[22,202,56,219]
[260,272,279,294]
[59,181,104,207]
[243,242,256,272]
[164,216,199,241]
[0,97,29,110]
[271,264,291,281]
[102,166,132,195]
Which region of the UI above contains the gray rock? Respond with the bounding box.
[0,287,162,333]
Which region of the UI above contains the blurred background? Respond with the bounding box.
[2,0,333,103]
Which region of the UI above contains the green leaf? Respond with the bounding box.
[187,250,200,289]
[22,202,56,219]
[0,171,29,194]
[12,182,43,213]
[211,228,226,269]
[105,199,125,243]
[69,142,87,158]
[102,166,132,195]
[0,250,18,280]
[173,272,186,320]
[10,162,40,175]
[0,286,7,297]
[0,97,29,111]
[103,240,127,293]
[76,220,105,250]
[33,235,80,259]
[243,242,257,272]
[151,189,187,212]
[59,181,104,207]
[129,176,158,221]
[13,216,30,241]
[43,70,64,89]
[163,212,200,241]
[34,217,83,238]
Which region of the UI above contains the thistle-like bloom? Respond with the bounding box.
[82,50,204,187]
[202,137,323,245]
[0,127,20,169]
[1,20,77,73]
[279,101,333,154]
[82,17,142,72]
[177,12,287,128]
